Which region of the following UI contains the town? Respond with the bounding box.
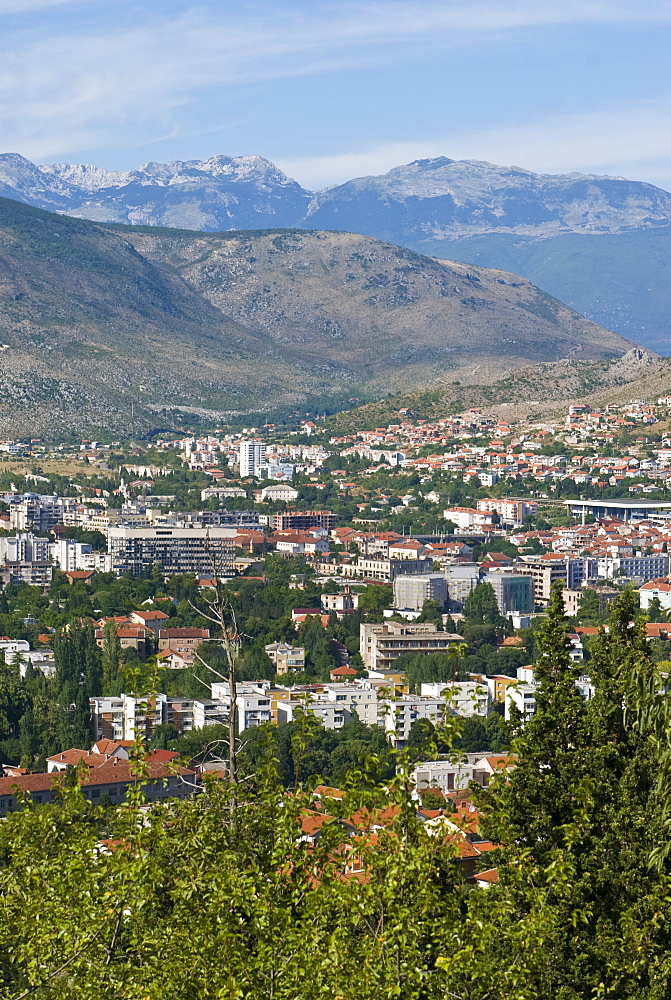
[0,393,670,814]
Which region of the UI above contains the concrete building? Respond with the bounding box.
[0,562,52,588]
[516,555,597,604]
[264,642,306,675]
[444,563,480,611]
[269,509,335,531]
[443,507,493,530]
[157,627,210,658]
[639,579,671,612]
[476,498,538,527]
[598,553,669,582]
[360,621,464,671]
[108,526,236,577]
[393,574,448,612]
[260,484,300,503]
[486,570,534,615]
[239,440,266,478]
[380,694,449,746]
[411,758,488,794]
[0,533,50,563]
[340,556,433,583]
[8,495,76,532]
[90,692,225,742]
[505,683,537,722]
[50,538,112,573]
[420,680,488,717]
[562,586,619,616]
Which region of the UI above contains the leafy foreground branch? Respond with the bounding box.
[2,587,671,998]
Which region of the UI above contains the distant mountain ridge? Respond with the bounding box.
[0,196,635,435]
[1,151,668,352]
[2,152,669,235]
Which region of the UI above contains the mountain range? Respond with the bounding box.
[0,152,669,352]
[0,196,633,435]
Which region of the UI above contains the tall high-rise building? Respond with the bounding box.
[239,440,266,478]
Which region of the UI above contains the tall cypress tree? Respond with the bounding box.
[479,584,668,997]
[101,620,123,695]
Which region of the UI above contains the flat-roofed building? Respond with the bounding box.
[264,642,306,675]
[393,573,448,611]
[486,570,534,615]
[108,525,236,576]
[360,621,464,671]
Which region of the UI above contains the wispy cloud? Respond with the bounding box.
[0,1,670,161]
[277,99,671,190]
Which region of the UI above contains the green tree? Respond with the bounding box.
[356,583,393,619]
[463,582,505,627]
[101,620,123,695]
[416,598,444,626]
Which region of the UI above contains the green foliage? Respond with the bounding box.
[4,584,671,996]
[356,583,393,619]
[464,582,506,627]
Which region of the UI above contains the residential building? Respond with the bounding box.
[0,562,52,588]
[201,485,247,502]
[476,498,538,527]
[420,680,488,717]
[443,507,494,530]
[107,526,236,576]
[8,495,76,532]
[598,553,670,582]
[260,483,299,502]
[321,591,355,613]
[360,621,464,671]
[516,555,597,603]
[211,680,274,733]
[264,642,306,675]
[393,574,448,612]
[0,758,196,816]
[505,683,537,722]
[411,758,489,794]
[239,440,266,477]
[50,538,111,573]
[269,510,335,531]
[639,578,671,611]
[340,556,433,582]
[380,693,449,746]
[0,533,50,562]
[157,627,210,657]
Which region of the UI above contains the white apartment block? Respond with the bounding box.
[476,498,538,527]
[0,533,50,562]
[8,495,78,532]
[411,759,485,794]
[420,680,489,717]
[379,694,448,746]
[211,681,273,733]
[90,693,227,741]
[50,538,112,573]
[239,440,266,478]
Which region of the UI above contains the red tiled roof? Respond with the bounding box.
[0,759,195,798]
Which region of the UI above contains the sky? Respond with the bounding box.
[1,0,670,191]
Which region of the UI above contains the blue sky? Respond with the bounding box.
[1,0,670,190]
